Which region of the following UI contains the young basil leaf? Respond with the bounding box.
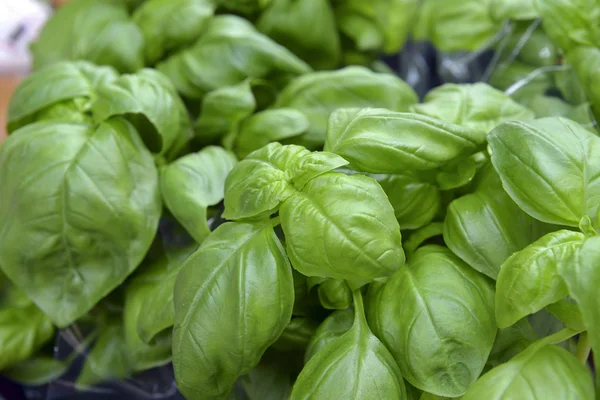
[317,279,352,310]
[558,236,600,390]
[287,152,349,191]
[92,69,192,155]
[271,317,319,352]
[412,0,500,52]
[161,147,237,243]
[172,221,294,400]
[290,291,407,399]
[280,172,404,281]
[304,307,354,363]
[31,0,144,73]
[125,244,197,345]
[435,157,477,190]
[7,61,118,133]
[489,0,538,20]
[222,144,305,220]
[4,356,70,386]
[195,80,257,144]
[274,66,418,148]
[495,230,585,329]
[377,245,496,397]
[371,171,441,230]
[335,0,420,53]
[157,15,311,99]
[325,108,484,174]
[410,83,535,135]
[489,117,600,227]
[0,119,161,327]
[546,299,586,331]
[257,0,341,70]
[485,318,538,372]
[132,0,215,65]
[233,109,310,159]
[403,222,445,257]
[444,166,554,279]
[76,320,133,388]
[461,340,594,399]
[0,286,55,371]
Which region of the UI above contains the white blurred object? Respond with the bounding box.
[0,0,51,74]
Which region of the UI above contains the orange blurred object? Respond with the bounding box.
[0,76,22,141]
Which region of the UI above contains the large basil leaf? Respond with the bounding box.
[334,0,420,53]
[304,307,354,363]
[489,117,600,227]
[132,0,215,65]
[325,109,484,173]
[126,244,197,344]
[444,165,553,279]
[377,245,496,397]
[194,80,256,144]
[7,61,117,133]
[223,143,347,220]
[31,0,144,73]
[495,230,585,329]
[172,221,294,400]
[461,339,594,399]
[290,291,407,399]
[0,120,161,327]
[257,0,341,70]
[274,66,418,148]
[410,83,534,134]
[0,285,55,371]
[413,0,500,52]
[372,171,440,230]
[161,146,237,243]
[558,236,600,392]
[76,320,133,388]
[232,109,309,159]
[537,0,600,52]
[157,15,311,99]
[92,69,192,155]
[280,172,404,281]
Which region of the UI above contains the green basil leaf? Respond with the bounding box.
[546,299,586,331]
[403,222,445,256]
[334,0,420,53]
[410,83,534,134]
[125,244,197,345]
[489,0,538,20]
[0,120,161,327]
[489,117,600,227]
[500,24,558,67]
[553,66,588,105]
[495,230,584,328]
[280,172,404,281]
[558,236,600,391]
[413,0,500,52]
[31,0,144,73]
[7,61,117,133]
[271,317,319,352]
[132,0,215,65]
[444,166,554,279]
[257,0,341,70]
[173,221,294,399]
[304,307,354,363]
[76,321,133,388]
[0,286,55,370]
[567,46,600,122]
[537,0,600,52]
[364,278,387,339]
[157,15,311,99]
[290,291,407,399]
[317,279,352,310]
[325,108,484,173]
[287,152,349,191]
[242,358,293,400]
[461,340,594,399]
[275,66,418,148]
[4,356,70,386]
[233,109,309,159]
[222,144,305,220]
[485,319,538,372]
[371,172,441,230]
[194,80,257,144]
[436,157,477,191]
[377,245,496,397]
[92,69,192,155]
[217,0,270,14]
[161,146,237,243]
[489,60,553,102]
